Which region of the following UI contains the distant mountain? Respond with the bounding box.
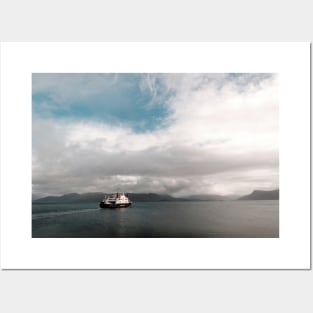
[181,194,237,201]
[237,189,279,200]
[33,192,235,203]
[128,193,176,202]
[33,192,176,203]
[33,192,107,203]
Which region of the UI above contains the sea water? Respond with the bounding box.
[32,200,279,238]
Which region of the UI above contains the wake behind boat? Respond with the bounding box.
[99,192,132,208]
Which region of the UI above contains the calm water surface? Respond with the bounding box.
[32,200,279,238]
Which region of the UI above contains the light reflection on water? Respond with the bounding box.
[32,200,279,238]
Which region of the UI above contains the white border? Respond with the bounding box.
[0,42,310,269]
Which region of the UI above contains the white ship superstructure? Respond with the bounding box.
[99,192,131,208]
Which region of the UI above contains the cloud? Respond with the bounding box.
[32,73,279,197]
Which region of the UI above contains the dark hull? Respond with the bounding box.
[99,201,132,209]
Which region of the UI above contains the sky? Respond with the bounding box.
[32,73,279,198]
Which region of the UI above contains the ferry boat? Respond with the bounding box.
[99,192,132,208]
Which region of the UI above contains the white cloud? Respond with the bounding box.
[32,74,279,197]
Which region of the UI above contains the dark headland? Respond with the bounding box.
[33,189,279,203]
[237,189,279,200]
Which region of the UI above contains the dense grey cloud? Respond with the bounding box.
[32,74,279,198]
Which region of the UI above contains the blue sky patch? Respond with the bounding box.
[32,73,173,132]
